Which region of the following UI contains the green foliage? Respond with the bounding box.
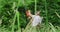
[0,0,60,32]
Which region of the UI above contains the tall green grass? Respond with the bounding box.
[0,0,60,32]
[12,2,21,32]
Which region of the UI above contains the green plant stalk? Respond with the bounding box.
[55,12,60,18]
[16,9,21,32]
[45,0,48,27]
[35,0,37,14]
[12,0,22,32]
[45,0,48,31]
[12,11,16,32]
[16,0,21,32]
[12,2,16,32]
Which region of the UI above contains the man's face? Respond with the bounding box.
[26,10,31,17]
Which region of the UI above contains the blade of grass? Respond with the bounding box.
[55,12,60,18]
[49,23,56,32]
[16,9,21,32]
[11,2,16,32]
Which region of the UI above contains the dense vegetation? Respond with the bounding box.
[0,0,60,32]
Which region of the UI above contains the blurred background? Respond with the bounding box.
[0,0,60,32]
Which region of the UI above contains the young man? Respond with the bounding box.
[26,10,43,32]
[26,10,43,26]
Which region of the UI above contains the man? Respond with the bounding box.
[26,10,43,32]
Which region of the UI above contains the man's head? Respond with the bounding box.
[26,10,31,17]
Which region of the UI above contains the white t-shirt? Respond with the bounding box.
[31,15,43,27]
